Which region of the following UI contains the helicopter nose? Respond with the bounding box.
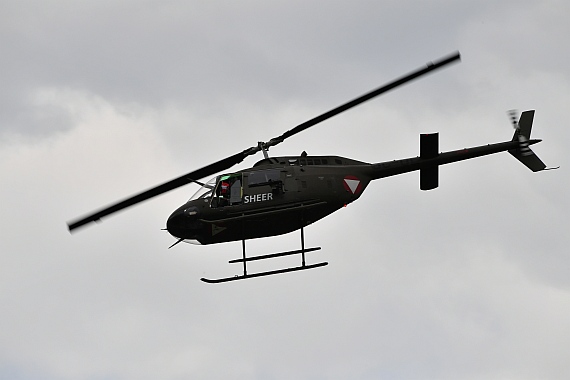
[166,205,201,238]
[166,209,184,237]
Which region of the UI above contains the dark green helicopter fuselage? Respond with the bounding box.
[166,155,374,245]
[166,132,540,245]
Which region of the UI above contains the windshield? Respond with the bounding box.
[188,176,218,201]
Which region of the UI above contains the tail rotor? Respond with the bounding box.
[508,109,519,131]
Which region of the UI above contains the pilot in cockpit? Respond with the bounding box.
[215,178,230,207]
[213,174,242,208]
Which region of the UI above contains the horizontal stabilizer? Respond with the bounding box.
[510,149,546,172]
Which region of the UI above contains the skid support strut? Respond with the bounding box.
[301,226,306,266]
[200,226,327,283]
[242,239,247,276]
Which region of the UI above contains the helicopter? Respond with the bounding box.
[67,51,555,283]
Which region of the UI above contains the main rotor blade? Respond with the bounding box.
[68,52,460,232]
[263,51,461,149]
[67,149,253,232]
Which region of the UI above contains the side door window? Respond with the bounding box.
[247,169,281,187]
[243,169,284,204]
[229,179,242,205]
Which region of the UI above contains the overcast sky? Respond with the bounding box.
[1,1,569,379]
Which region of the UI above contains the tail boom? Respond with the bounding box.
[370,139,523,182]
[370,109,549,188]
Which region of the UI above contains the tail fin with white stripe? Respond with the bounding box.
[508,110,547,172]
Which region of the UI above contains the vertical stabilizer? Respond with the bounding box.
[420,133,439,190]
[509,110,546,172]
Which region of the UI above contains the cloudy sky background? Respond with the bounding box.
[1,1,569,379]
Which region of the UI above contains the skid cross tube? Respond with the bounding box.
[229,247,321,263]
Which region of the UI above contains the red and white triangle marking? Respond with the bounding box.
[343,176,362,194]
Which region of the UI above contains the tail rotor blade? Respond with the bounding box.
[508,109,519,130]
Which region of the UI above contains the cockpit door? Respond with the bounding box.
[211,173,243,208]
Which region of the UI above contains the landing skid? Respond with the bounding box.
[201,262,328,283]
[200,227,327,283]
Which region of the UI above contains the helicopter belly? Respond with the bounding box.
[196,201,344,244]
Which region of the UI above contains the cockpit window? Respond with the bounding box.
[189,173,244,208]
[188,176,218,201]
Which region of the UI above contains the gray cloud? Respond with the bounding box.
[1,1,569,379]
